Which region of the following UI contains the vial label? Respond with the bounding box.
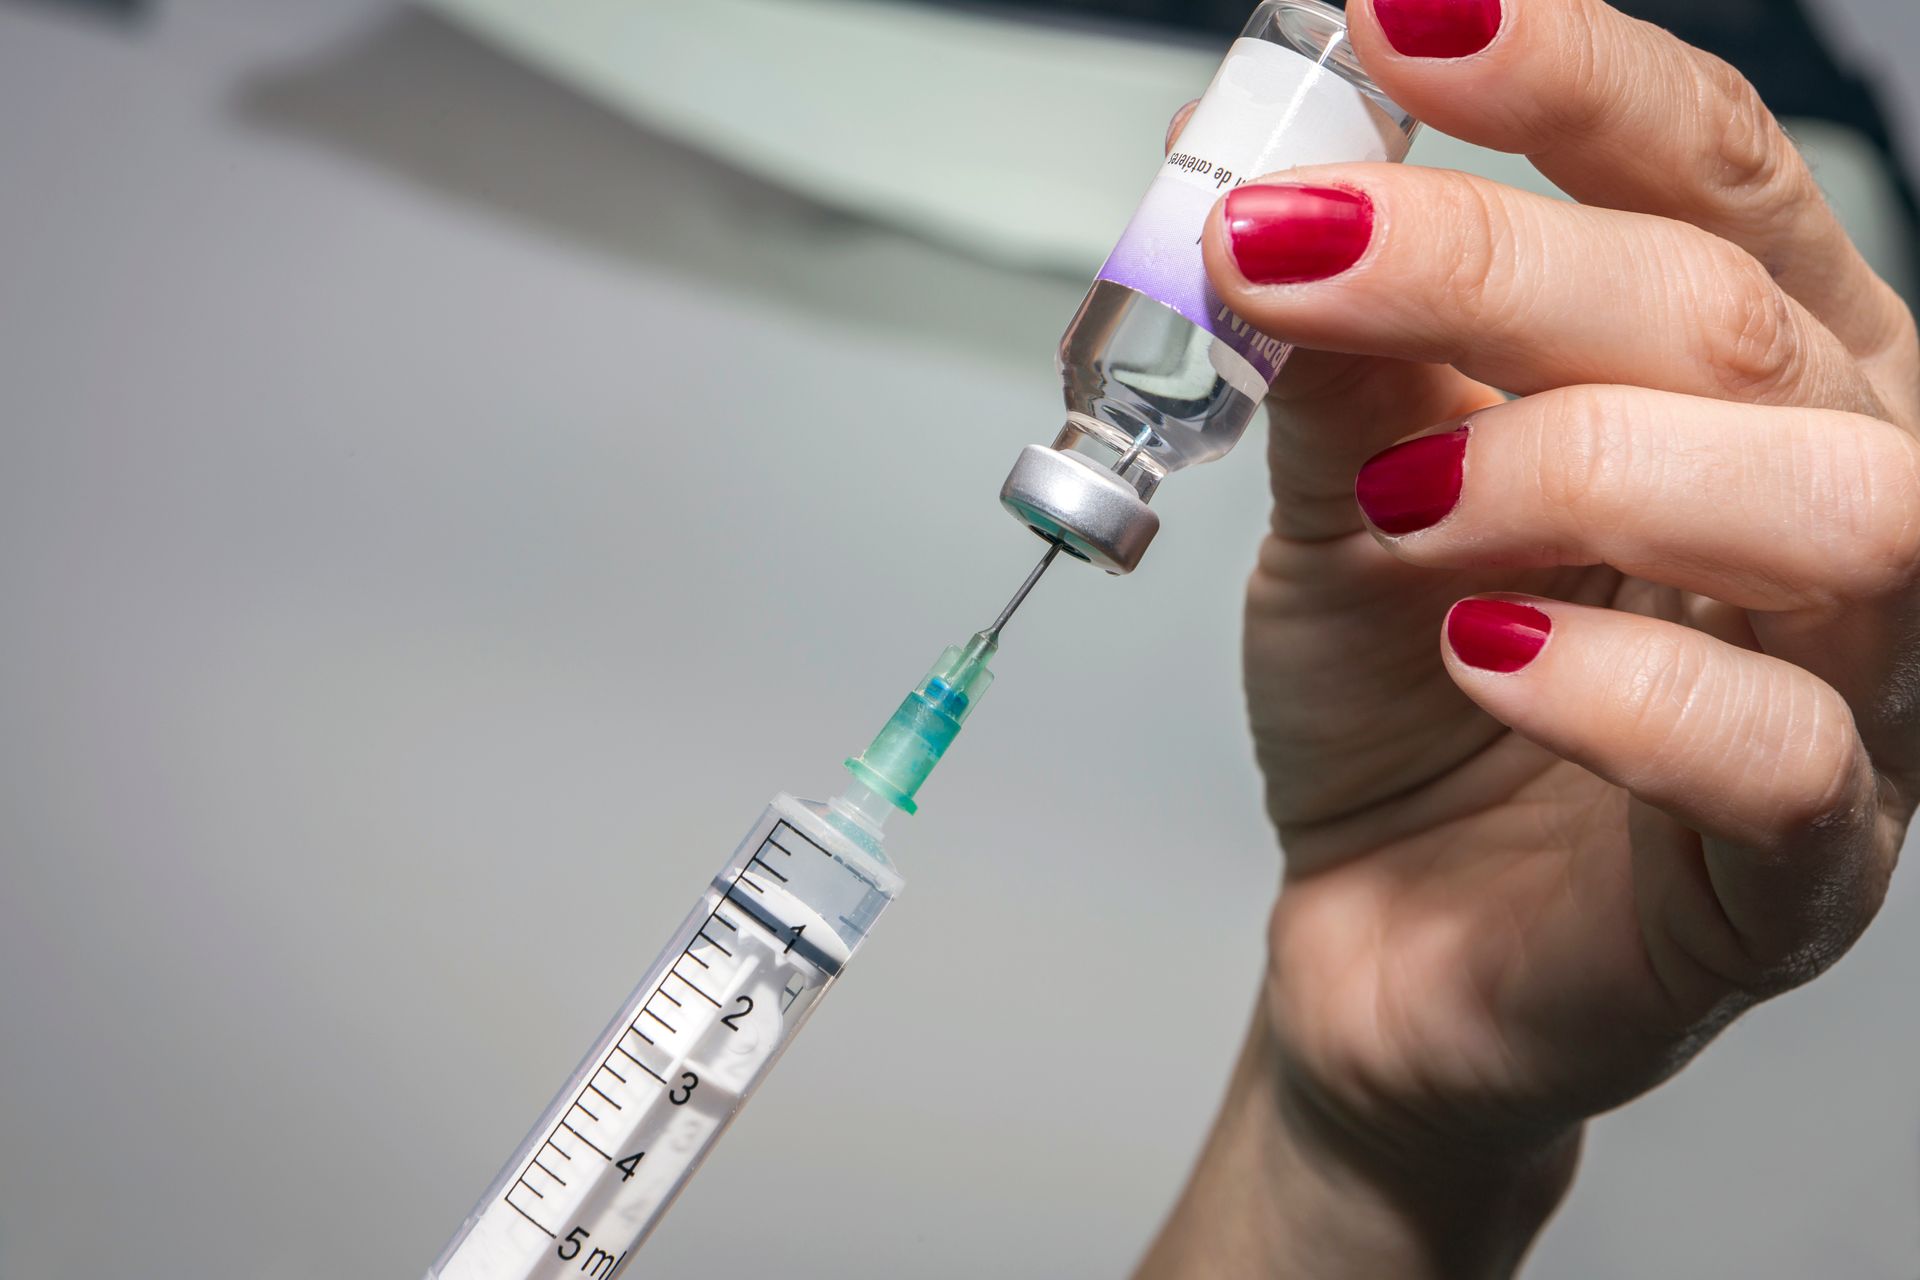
[1097,38,1407,388]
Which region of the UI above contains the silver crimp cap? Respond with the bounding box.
[999,444,1160,575]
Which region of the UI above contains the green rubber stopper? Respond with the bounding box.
[844,631,997,815]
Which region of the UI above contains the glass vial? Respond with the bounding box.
[1000,0,1417,573]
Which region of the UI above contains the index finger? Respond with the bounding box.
[1164,97,1503,541]
[1346,0,1916,373]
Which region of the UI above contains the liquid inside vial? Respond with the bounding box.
[1054,0,1416,486]
[1059,278,1266,477]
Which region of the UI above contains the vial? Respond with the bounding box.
[1000,0,1417,573]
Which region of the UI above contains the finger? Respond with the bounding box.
[1169,91,1502,541]
[1345,0,1916,370]
[1165,99,1198,154]
[1353,387,1920,616]
[1202,165,1884,417]
[1358,387,1920,768]
[1240,353,1510,842]
[1239,353,1510,833]
[1265,350,1498,540]
[1440,595,1894,999]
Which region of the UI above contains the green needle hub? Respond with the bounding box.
[844,631,997,815]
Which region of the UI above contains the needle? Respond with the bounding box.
[984,541,1063,642]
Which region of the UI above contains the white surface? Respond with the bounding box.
[0,3,1916,1278]
[420,0,1223,271]
[424,0,1913,294]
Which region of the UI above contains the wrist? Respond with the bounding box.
[1137,999,1580,1280]
[1276,1052,1582,1279]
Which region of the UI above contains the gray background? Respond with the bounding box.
[1,1,1917,1277]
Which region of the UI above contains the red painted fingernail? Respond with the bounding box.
[1224,185,1374,285]
[1447,599,1550,673]
[1355,427,1468,535]
[1374,0,1502,59]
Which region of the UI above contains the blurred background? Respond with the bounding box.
[1,0,1916,1277]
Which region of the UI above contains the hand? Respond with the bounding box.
[1138,0,1920,1275]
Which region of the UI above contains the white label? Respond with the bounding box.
[1097,38,1407,386]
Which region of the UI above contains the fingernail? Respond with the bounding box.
[1447,599,1551,673]
[1224,185,1374,285]
[1374,0,1502,59]
[1356,427,1468,535]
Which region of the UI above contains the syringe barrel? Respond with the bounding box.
[428,795,901,1279]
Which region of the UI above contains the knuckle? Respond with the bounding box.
[1536,10,1618,141]
[1687,250,1805,400]
[1763,680,1869,836]
[1531,387,1641,529]
[1729,688,1876,995]
[1833,425,1920,598]
[1889,293,1920,365]
[1686,53,1808,224]
[1607,639,1865,841]
[1534,1,1673,146]
[1616,640,1867,838]
[1774,419,1920,604]
[1863,287,1920,390]
[1431,174,1523,347]
[1609,630,1706,762]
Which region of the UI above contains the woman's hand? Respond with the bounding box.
[1139,0,1920,1275]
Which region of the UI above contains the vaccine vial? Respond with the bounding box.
[1000,0,1417,573]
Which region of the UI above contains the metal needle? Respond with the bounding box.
[984,541,1064,641]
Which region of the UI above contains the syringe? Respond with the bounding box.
[427,548,1058,1279]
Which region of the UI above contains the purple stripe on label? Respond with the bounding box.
[1096,177,1290,384]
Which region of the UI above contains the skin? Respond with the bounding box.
[1131,0,1920,1275]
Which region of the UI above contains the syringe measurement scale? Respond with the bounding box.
[431,583,1036,1279]
[432,798,897,1278]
